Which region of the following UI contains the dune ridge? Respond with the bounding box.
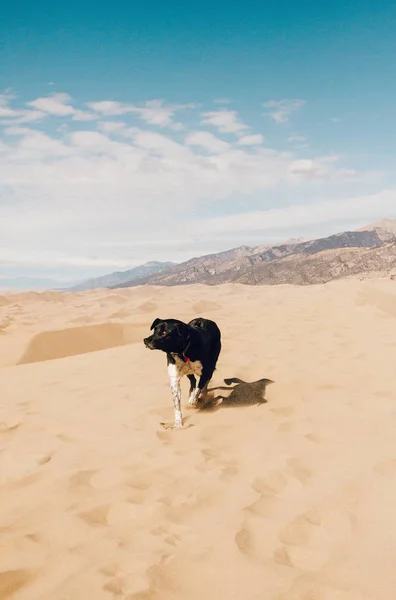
[1,280,396,599]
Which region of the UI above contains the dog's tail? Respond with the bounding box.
[224,377,275,386]
[224,377,246,385]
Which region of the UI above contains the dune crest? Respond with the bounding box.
[17,322,147,364]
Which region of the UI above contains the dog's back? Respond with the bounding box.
[188,317,221,367]
[188,316,219,333]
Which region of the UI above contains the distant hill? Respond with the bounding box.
[110,222,396,288]
[0,277,74,292]
[69,261,176,292]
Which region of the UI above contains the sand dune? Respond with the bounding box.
[18,322,148,365]
[1,279,396,599]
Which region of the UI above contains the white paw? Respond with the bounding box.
[160,420,183,430]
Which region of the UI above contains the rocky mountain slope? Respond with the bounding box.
[69,261,175,292]
[112,220,396,288]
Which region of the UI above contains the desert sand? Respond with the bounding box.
[1,279,396,599]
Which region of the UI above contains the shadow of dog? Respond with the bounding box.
[199,376,274,411]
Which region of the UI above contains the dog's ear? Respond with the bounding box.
[150,318,162,331]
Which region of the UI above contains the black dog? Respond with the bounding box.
[143,317,221,428]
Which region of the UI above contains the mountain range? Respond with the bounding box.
[3,220,396,292]
[109,219,396,288]
[0,261,175,292]
[69,261,175,292]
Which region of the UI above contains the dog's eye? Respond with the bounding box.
[162,330,167,336]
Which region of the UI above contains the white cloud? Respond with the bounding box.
[98,120,127,134]
[237,134,265,146]
[27,93,95,121]
[185,131,230,153]
[201,109,249,135]
[86,101,125,116]
[88,99,195,129]
[3,127,73,159]
[288,134,306,143]
[131,100,196,130]
[192,190,396,236]
[263,99,306,123]
[290,159,327,178]
[0,93,20,118]
[0,90,388,279]
[12,110,46,124]
[0,93,44,124]
[28,93,75,116]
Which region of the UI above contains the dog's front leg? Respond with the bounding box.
[168,370,183,428]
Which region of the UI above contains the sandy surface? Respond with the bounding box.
[1,279,396,599]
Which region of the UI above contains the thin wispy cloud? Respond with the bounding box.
[263,99,306,123]
[0,93,44,123]
[287,134,306,143]
[0,93,19,118]
[200,109,250,135]
[193,190,396,236]
[87,99,196,129]
[237,134,265,146]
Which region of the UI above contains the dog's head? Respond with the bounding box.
[143,318,190,353]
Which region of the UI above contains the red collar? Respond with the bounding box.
[181,340,191,363]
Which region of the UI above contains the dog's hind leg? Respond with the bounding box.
[187,375,198,406]
[190,368,214,407]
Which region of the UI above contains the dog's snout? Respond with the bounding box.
[144,337,153,348]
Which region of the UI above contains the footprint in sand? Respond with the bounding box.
[277,508,322,546]
[101,565,157,599]
[69,469,97,489]
[103,577,125,596]
[274,506,353,571]
[304,433,323,444]
[0,452,52,486]
[196,446,239,481]
[286,458,313,485]
[0,420,21,434]
[235,471,290,562]
[242,471,290,519]
[56,433,79,443]
[89,467,127,490]
[277,579,367,600]
[252,471,288,497]
[235,526,255,559]
[78,504,110,527]
[270,405,295,417]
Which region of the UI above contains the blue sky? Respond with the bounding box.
[1,0,396,281]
